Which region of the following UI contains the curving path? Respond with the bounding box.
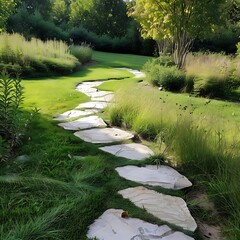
[54,68,197,239]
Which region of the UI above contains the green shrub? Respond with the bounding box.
[145,64,186,91]
[69,44,93,64]
[237,42,240,57]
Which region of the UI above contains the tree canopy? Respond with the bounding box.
[128,0,228,68]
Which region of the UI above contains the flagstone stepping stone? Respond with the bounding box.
[92,93,114,102]
[76,101,108,110]
[88,91,112,98]
[118,186,197,232]
[53,110,97,121]
[99,143,154,160]
[117,67,146,78]
[87,209,194,240]
[58,116,107,130]
[115,165,192,189]
[74,128,134,144]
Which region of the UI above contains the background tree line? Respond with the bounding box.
[1,0,239,57]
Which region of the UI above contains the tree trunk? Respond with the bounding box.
[173,31,193,69]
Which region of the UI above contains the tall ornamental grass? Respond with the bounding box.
[69,43,93,64]
[108,85,240,239]
[185,53,240,99]
[0,33,79,76]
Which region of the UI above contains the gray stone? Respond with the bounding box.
[53,110,97,121]
[76,101,108,110]
[118,186,197,232]
[87,209,194,240]
[115,165,192,189]
[76,81,105,96]
[74,127,134,144]
[99,143,154,160]
[58,116,107,130]
[92,93,114,102]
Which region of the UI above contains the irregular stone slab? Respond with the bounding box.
[119,186,197,232]
[53,110,97,121]
[99,143,154,160]
[76,81,105,96]
[115,165,192,189]
[88,91,112,98]
[58,116,107,130]
[74,128,134,144]
[117,67,146,78]
[76,101,108,110]
[87,209,194,240]
[92,93,114,102]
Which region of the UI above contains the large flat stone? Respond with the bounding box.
[74,127,134,144]
[118,186,197,232]
[76,101,108,110]
[92,93,114,102]
[115,165,192,189]
[76,81,105,96]
[99,143,154,160]
[87,209,194,240]
[53,110,97,121]
[88,91,112,98]
[58,116,107,130]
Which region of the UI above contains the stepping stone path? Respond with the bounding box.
[74,127,134,144]
[99,143,154,160]
[54,68,197,239]
[87,209,194,240]
[58,116,107,131]
[115,165,192,189]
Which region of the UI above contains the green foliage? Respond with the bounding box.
[143,59,186,91]
[0,33,79,76]
[237,42,240,57]
[69,44,93,64]
[186,53,240,99]
[0,0,18,31]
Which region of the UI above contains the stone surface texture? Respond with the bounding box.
[58,116,107,130]
[99,143,154,160]
[118,186,197,232]
[92,93,114,102]
[115,165,192,189]
[76,101,108,110]
[87,209,194,240]
[53,110,96,121]
[74,128,134,144]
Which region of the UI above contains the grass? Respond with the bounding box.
[1,50,239,239]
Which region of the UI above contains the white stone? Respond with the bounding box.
[118,187,197,232]
[76,102,108,110]
[87,209,194,240]
[53,110,97,121]
[58,116,107,130]
[116,68,146,78]
[99,143,154,160]
[92,94,114,102]
[76,81,105,96]
[74,128,134,144]
[88,91,112,98]
[115,165,192,189]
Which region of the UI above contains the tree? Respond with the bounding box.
[0,0,18,31]
[86,0,129,37]
[128,0,227,68]
[51,0,70,25]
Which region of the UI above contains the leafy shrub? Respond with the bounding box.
[145,64,186,91]
[0,72,34,160]
[69,44,93,64]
